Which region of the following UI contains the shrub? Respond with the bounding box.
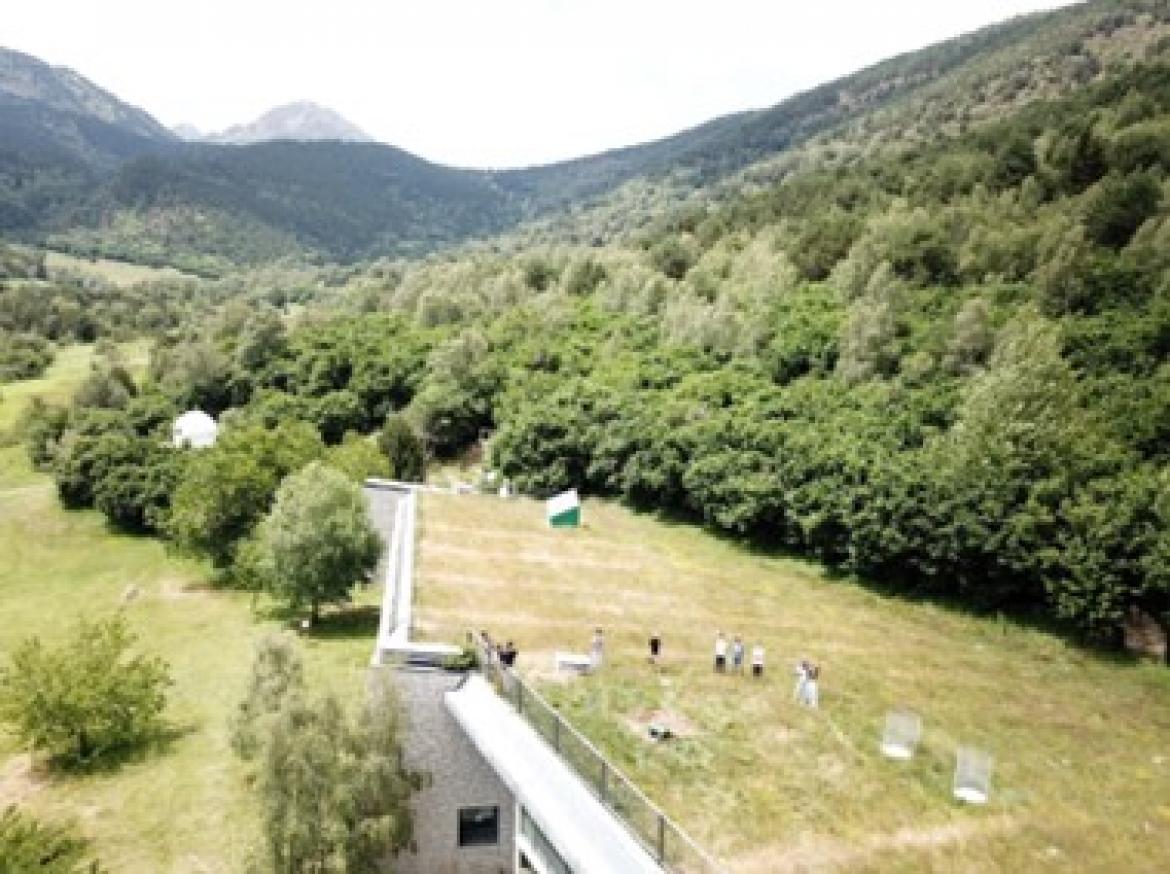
[0,616,171,767]
[0,807,102,873]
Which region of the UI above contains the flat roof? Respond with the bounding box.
[446,674,663,874]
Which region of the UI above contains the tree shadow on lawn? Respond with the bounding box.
[46,721,201,777]
[253,602,381,642]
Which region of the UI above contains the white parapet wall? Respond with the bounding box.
[366,480,459,666]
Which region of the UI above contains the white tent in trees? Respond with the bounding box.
[172,410,218,449]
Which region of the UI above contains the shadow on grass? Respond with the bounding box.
[251,602,381,641]
[49,721,201,776]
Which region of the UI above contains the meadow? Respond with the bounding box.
[44,250,201,287]
[412,492,1170,873]
[0,341,151,437]
[0,349,379,872]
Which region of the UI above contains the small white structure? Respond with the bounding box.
[880,710,923,760]
[546,489,581,528]
[172,409,218,449]
[553,651,593,675]
[953,746,994,804]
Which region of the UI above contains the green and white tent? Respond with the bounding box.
[546,489,581,528]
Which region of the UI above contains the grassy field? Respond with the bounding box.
[44,251,200,286]
[413,492,1170,873]
[0,341,151,437]
[0,361,380,871]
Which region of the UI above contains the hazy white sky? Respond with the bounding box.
[6,0,1075,168]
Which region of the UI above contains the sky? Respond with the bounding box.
[5,0,1077,169]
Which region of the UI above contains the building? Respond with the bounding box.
[172,409,218,448]
[364,480,717,874]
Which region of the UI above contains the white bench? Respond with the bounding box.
[554,651,593,674]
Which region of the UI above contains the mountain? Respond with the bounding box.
[204,101,373,145]
[2,0,1168,270]
[0,47,173,141]
[172,123,203,141]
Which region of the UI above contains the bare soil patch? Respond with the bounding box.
[0,754,44,806]
[625,707,700,741]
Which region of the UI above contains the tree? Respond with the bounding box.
[0,616,171,766]
[167,423,324,570]
[943,297,994,374]
[231,635,305,760]
[327,433,392,483]
[0,807,103,873]
[258,674,418,873]
[377,415,425,482]
[1082,171,1161,250]
[257,462,381,621]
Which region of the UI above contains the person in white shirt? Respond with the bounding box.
[800,661,820,708]
[590,627,605,670]
[750,643,765,678]
[713,631,727,672]
[794,659,808,701]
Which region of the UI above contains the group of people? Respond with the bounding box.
[713,631,820,707]
[480,630,518,667]
[712,631,767,677]
[482,626,819,708]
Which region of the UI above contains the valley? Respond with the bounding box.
[1,1,1169,871]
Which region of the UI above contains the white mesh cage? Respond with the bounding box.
[953,746,993,804]
[880,710,922,760]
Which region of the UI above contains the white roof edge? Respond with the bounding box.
[445,675,662,874]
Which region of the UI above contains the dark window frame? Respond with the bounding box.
[458,804,500,847]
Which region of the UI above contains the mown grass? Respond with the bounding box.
[412,492,1170,873]
[44,251,200,287]
[0,361,380,871]
[0,341,150,437]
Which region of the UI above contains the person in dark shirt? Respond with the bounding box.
[648,632,661,664]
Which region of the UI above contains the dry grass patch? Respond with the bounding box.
[413,491,1170,872]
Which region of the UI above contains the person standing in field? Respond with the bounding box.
[731,635,745,674]
[590,627,605,670]
[794,659,809,701]
[803,661,820,708]
[714,631,728,672]
[648,631,661,665]
[751,643,765,678]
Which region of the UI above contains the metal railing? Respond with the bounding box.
[474,635,727,874]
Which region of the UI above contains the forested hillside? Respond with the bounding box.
[6,0,1170,269]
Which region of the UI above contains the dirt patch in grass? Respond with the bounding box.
[158,577,212,600]
[0,754,44,806]
[625,707,700,741]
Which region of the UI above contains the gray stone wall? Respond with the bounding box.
[392,667,515,874]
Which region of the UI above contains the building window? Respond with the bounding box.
[458,805,499,847]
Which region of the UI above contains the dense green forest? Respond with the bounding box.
[16,46,1170,648]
